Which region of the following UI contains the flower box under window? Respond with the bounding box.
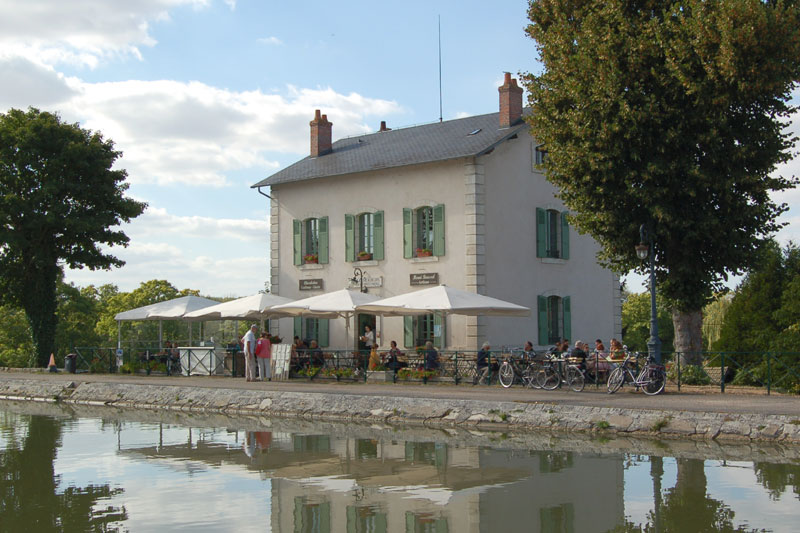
[357,252,373,261]
[304,254,318,264]
[415,248,432,257]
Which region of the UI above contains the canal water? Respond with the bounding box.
[1,401,798,532]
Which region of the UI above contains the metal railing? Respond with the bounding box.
[69,345,800,394]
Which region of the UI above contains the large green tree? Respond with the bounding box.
[523,0,800,362]
[0,108,146,366]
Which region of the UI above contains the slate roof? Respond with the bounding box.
[251,112,529,188]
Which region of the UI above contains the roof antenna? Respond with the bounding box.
[438,15,443,123]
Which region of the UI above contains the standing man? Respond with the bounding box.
[255,331,272,381]
[242,324,258,382]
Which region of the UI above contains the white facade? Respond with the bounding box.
[260,78,621,352]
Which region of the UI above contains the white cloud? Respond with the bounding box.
[257,36,283,46]
[0,0,208,69]
[4,76,401,188]
[0,56,78,109]
[64,209,269,295]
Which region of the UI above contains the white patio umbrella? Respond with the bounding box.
[114,295,221,348]
[270,289,381,349]
[183,293,295,321]
[356,285,530,349]
[355,285,530,317]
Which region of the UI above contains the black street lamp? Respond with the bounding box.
[637,224,662,365]
[350,267,368,293]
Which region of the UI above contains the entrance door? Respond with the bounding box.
[356,313,377,352]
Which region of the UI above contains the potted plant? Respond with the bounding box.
[304,253,318,264]
[415,248,432,257]
[357,251,372,261]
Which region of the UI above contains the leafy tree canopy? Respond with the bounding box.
[621,291,675,353]
[716,241,800,352]
[0,108,146,365]
[523,0,800,312]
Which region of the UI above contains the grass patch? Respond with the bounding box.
[651,416,672,432]
[594,420,611,430]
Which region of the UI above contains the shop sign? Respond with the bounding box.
[299,279,324,291]
[410,273,439,286]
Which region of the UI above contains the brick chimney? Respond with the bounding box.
[379,120,391,132]
[498,72,523,128]
[310,109,332,157]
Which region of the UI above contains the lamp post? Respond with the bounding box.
[350,267,368,293]
[636,224,662,365]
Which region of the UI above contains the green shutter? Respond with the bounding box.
[319,319,329,347]
[317,216,329,264]
[536,208,546,258]
[537,295,548,345]
[433,204,445,257]
[404,316,414,348]
[373,211,384,261]
[293,219,302,266]
[563,296,571,342]
[294,316,301,339]
[434,312,444,349]
[561,211,570,260]
[345,214,355,262]
[403,208,413,258]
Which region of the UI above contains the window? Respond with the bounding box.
[293,217,328,265]
[534,144,548,166]
[358,213,374,255]
[536,208,569,259]
[416,207,434,254]
[345,211,383,261]
[403,204,445,258]
[404,313,444,348]
[537,295,571,346]
[294,497,331,533]
[294,316,330,347]
[305,218,319,260]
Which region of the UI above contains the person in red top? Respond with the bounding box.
[255,332,272,381]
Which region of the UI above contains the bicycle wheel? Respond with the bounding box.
[498,362,515,388]
[607,367,626,394]
[566,366,585,392]
[524,363,541,389]
[642,368,666,396]
[538,365,560,390]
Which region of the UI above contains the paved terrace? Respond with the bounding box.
[1,370,799,443]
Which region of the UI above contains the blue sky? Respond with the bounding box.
[1,0,797,297]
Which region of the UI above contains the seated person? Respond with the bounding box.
[308,340,324,367]
[607,338,625,363]
[423,341,440,371]
[385,341,408,371]
[586,339,610,375]
[567,340,588,370]
[477,342,499,372]
[522,340,539,361]
[292,336,309,371]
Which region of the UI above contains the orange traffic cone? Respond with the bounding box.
[48,353,58,373]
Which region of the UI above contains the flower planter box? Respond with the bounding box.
[366,370,393,382]
[357,253,373,261]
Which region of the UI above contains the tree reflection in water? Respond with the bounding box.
[0,415,127,531]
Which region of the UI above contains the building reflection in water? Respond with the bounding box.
[4,405,799,532]
[241,431,623,532]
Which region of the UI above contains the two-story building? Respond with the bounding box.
[252,74,621,351]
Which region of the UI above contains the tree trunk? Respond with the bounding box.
[21,263,59,368]
[672,308,703,366]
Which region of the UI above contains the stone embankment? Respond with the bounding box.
[1,376,799,444]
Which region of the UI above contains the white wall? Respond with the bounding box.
[269,133,620,351]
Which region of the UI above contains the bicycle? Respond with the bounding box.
[498,350,537,388]
[607,351,666,395]
[535,355,585,392]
